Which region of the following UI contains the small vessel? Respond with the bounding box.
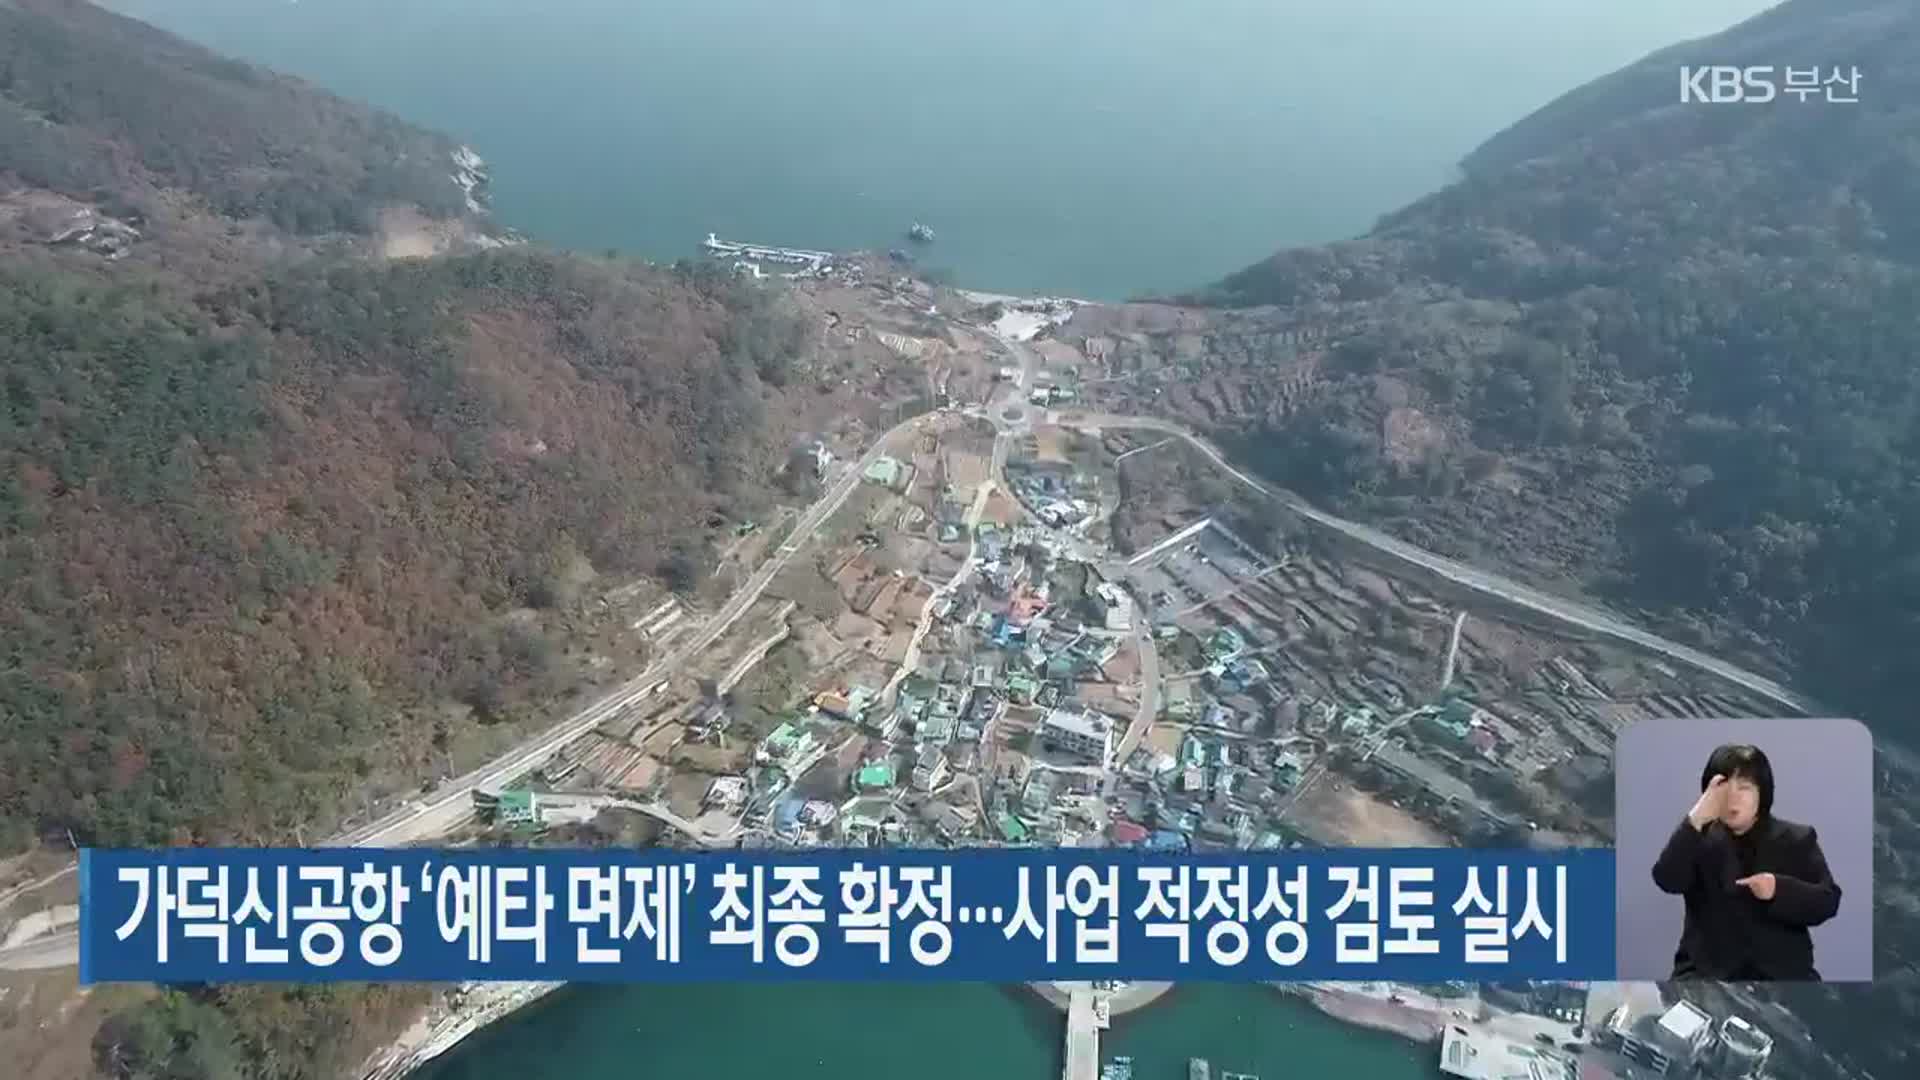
[1100,1056,1133,1080]
[908,221,936,243]
[1189,1058,1210,1080]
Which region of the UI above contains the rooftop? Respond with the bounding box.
[1042,707,1114,740]
[1623,1001,1715,1066]
[1655,1001,1711,1043]
[997,812,1030,843]
[1438,1025,1573,1080]
[1720,1015,1773,1053]
[1372,743,1485,808]
[864,455,905,486]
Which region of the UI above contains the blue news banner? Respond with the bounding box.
[79,847,1616,984]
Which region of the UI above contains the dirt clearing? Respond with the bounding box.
[1293,783,1452,847]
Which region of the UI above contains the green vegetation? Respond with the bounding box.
[1196,1,1920,739]
[0,250,811,850]
[20,246,817,1080]
[0,0,471,233]
[1176,2,1920,1074]
[94,985,431,1080]
[0,5,855,1076]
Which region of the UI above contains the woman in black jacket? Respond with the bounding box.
[1651,743,1842,981]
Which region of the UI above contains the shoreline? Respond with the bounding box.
[1025,979,1177,1017]
[362,982,564,1080]
[373,979,1442,1079]
[1025,978,1446,1046]
[1271,983,1447,1046]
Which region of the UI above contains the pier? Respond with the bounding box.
[1063,985,1100,1080]
[1034,981,1174,1080]
[702,232,833,270]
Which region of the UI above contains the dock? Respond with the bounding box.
[701,232,833,270]
[1063,986,1100,1080]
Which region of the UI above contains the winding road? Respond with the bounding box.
[1055,409,1815,717]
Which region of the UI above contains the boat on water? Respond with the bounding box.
[908,221,936,243]
[1189,1058,1210,1080]
[1221,1072,1260,1080]
[1100,1056,1133,1080]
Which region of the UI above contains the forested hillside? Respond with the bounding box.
[1179,0,1919,736]
[1122,0,1920,1073]
[0,6,915,1076]
[0,249,832,849]
[0,2,893,857]
[0,0,473,234]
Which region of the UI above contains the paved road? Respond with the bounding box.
[879,320,1035,708]
[0,408,937,973]
[1441,610,1468,690]
[602,800,742,849]
[1105,612,1161,800]
[1059,411,1815,717]
[0,929,79,972]
[0,864,74,911]
[881,468,995,709]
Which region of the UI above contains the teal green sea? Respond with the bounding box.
[414,982,1437,1080]
[113,0,1769,300]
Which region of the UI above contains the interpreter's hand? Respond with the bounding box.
[1688,774,1729,830]
[1735,873,1778,901]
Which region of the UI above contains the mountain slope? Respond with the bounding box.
[0,249,847,848]
[1172,0,1920,733]
[1463,0,1917,178]
[0,0,477,235]
[0,2,940,856]
[1095,1,1920,1075]
[0,6,941,1078]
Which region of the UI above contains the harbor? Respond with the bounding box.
[701,231,835,272]
[411,981,1436,1080]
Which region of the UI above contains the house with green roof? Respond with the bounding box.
[1005,672,1040,705]
[1206,628,1246,663]
[863,455,908,490]
[996,812,1030,844]
[757,721,822,775]
[853,760,896,793]
[494,789,540,829]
